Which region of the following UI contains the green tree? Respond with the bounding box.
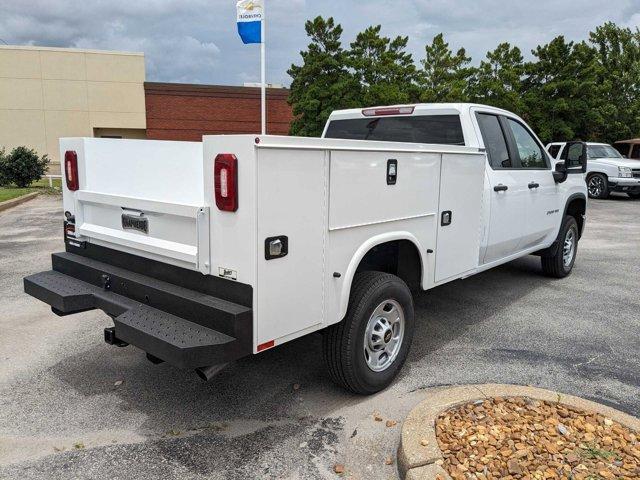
[287,16,361,137]
[348,25,419,106]
[522,36,603,143]
[1,146,49,187]
[0,147,7,186]
[419,33,473,103]
[589,22,640,142]
[468,43,525,115]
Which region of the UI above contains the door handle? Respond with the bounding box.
[494,184,508,192]
[528,182,540,189]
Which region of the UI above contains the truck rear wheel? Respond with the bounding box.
[323,271,414,395]
[541,216,579,278]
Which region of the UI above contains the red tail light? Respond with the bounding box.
[64,150,79,191]
[214,154,238,212]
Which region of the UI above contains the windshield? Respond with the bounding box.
[587,145,622,159]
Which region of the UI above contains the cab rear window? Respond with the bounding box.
[324,115,465,145]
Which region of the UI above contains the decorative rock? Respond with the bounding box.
[434,397,639,480]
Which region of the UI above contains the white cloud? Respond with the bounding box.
[1,0,639,84]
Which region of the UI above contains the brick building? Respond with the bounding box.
[144,82,293,141]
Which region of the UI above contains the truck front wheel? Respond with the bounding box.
[541,216,579,278]
[587,173,609,199]
[323,271,415,395]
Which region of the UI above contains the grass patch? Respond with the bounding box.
[579,443,619,461]
[0,177,62,203]
[0,188,35,203]
[31,177,63,189]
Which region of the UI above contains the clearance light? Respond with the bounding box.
[362,106,415,117]
[257,340,275,352]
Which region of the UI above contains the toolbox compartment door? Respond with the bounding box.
[255,147,329,345]
[434,152,486,283]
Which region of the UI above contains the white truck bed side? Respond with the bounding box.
[204,135,486,348]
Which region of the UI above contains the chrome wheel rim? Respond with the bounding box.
[364,299,405,372]
[563,228,576,268]
[588,176,604,197]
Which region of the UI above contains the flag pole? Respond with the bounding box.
[260,1,266,135]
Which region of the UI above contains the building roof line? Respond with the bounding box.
[0,45,144,56]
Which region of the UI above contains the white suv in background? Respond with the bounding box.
[547,142,640,199]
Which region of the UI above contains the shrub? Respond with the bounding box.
[0,148,7,186]
[0,146,49,188]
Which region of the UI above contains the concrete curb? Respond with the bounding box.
[397,384,640,480]
[0,192,39,213]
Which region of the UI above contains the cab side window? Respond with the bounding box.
[547,144,561,159]
[507,119,548,169]
[476,113,512,169]
[631,144,640,159]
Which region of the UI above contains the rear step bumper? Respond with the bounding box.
[24,252,253,369]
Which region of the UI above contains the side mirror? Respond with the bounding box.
[553,162,568,183]
[564,141,588,174]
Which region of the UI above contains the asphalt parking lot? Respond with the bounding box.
[1,194,639,480]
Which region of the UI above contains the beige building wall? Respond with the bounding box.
[0,46,147,173]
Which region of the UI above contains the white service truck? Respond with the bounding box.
[547,141,640,199]
[24,103,588,394]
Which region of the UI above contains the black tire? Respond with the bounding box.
[586,173,610,199]
[323,271,414,395]
[627,191,640,199]
[541,216,579,278]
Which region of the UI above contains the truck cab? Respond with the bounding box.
[24,103,587,394]
[325,104,587,265]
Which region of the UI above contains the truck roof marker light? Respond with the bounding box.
[362,106,415,117]
[214,154,238,212]
[64,150,79,191]
[257,340,275,352]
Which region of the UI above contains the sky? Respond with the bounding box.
[1,0,639,87]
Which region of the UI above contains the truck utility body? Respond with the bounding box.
[25,104,588,393]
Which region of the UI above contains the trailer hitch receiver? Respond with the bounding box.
[104,327,129,347]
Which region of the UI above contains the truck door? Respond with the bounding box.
[475,112,528,264]
[503,118,560,250]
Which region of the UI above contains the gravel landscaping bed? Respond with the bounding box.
[436,397,639,480]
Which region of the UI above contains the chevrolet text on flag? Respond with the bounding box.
[237,0,264,44]
[236,0,267,135]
